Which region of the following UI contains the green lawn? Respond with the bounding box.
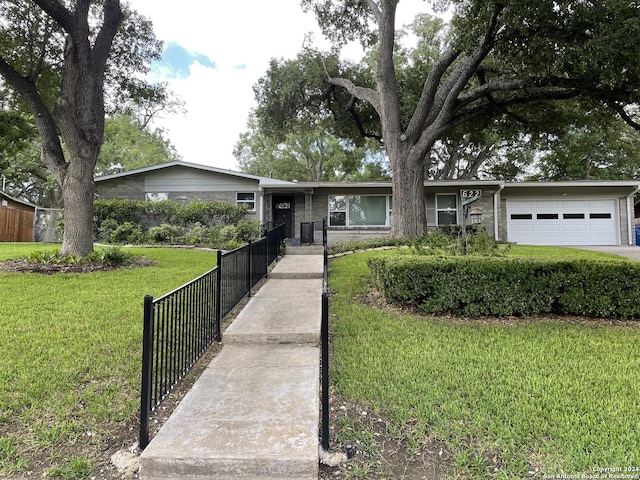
[329,246,640,478]
[0,243,217,478]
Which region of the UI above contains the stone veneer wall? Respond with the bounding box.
[95,176,145,200]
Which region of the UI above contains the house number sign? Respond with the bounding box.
[276,202,291,209]
[460,189,481,206]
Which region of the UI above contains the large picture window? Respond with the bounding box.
[329,195,391,227]
[145,192,168,202]
[436,194,458,225]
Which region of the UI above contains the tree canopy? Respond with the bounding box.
[296,0,640,237]
[0,0,170,256]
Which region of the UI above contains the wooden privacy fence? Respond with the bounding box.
[0,206,34,242]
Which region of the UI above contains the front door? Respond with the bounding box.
[273,196,294,238]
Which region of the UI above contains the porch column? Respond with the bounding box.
[304,191,313,221]
[264,194,272,223]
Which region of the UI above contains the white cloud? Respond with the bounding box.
[125,0,432,170]
[126,0,323,169]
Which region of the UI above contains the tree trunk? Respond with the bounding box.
[391,149,426,238]
[59,151,96,257]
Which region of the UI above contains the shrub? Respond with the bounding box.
[94,199,144,236]
[109,222,146,244]
[24,246,139,268]
[183,222,210,246]
[207,224,251,250]
[329,236,409,255]
[97,218,120,242]
[86,246,139,266]
[142,200,179,226]
[234,219,262,243]
[147,223,183,244]
[26,250,79,265]
[176,200,249,227]
[93,199,253,242]
[369,255,640,319]
[408,228,504,257]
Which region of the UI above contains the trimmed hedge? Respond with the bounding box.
[368,255,640,319]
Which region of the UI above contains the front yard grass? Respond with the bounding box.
[329,246,640,478]
[0,243,218,478]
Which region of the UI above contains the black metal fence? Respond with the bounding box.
[139,223,285,449]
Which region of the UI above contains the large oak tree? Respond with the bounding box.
[0,0,163,256]
[303,0,640,238]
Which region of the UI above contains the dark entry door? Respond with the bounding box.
[273,196,294,238]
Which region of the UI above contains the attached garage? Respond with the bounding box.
[507,199,618,246]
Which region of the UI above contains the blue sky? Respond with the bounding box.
[126,0,425,170]
[153,42,217,79]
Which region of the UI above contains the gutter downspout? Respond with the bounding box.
[494,183,505,241]
[258,186,264,225]
[626,186,639,245]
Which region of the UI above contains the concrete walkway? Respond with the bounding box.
[571,245,640,261]
[139,246,324,480]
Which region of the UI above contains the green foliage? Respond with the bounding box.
[94,199,250,239]
[96,114,180,176]
[208,225,243,251]
[108,222,146,245]
[235,50,388,182]
[369,255,640,319]
[147,223,183,244]
[329,228,503,257]
[26,250,78,265]
[410,227,506,257]
[0,0,174,256]
[93,199,258,248]
[45,456,91,480]
[176,200,249,226]
[329,236,410,255]
[24,246,139,268]
[0,435,27,474]
[183,222,210,246]
[234,219,263,243]
[85,246,138,267]
[527,104,640,181]
[94,199,145,231]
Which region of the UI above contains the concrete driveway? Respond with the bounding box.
[571,245,640,261]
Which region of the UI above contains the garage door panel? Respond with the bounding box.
[535,222,560,233]
[507,199,617,246]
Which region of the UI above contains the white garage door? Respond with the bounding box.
[506,199,618,246]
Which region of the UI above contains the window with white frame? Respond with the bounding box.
[328,195,391,227]
[436,194,458,225]
[145,192,168,202]
[236,192,256,211]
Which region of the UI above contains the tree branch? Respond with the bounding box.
[0,57,66,175]
[448,88,583,131]
[327,77,381,113]
[405,47,461,142]
[608,102,640,131]
[360,0,382,22]
[31,0,74,34]
[92,0,123,72]
[434,4,505,125]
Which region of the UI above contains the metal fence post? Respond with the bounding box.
[140,294,154,450]
[321,218,330,450]
[321,290,330,451]
[247,240,253,297]
[214,250,222,342]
